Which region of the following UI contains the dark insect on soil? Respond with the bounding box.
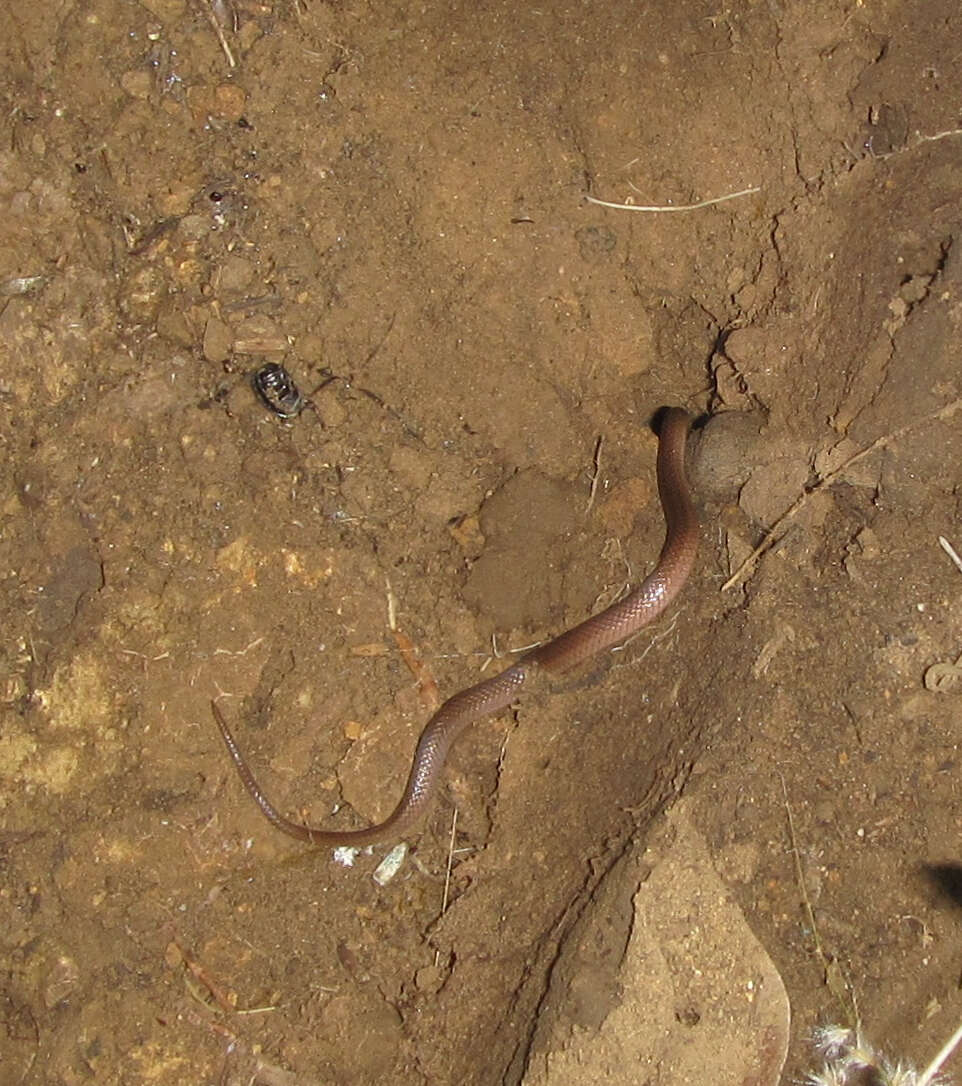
[251,363,306,418]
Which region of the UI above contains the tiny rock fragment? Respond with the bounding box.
[232,315,287,356]
[233,336,289,356]
[336,941,359,976]
[43,954,81,1009]
[186,84,246,124]
[448,514,484,552]
[237,19,262,51]
[1,274,46,297]
[175,258,205,289]
[924,661,962,693]
[415,965,445,994]
[372,843,408,885]
[924,995,943,1019]
[214,84,247,122]
[203,316,233,363]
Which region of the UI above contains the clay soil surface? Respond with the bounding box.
[3,1,962,1083]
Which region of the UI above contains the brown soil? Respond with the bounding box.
[3,1,962,1083]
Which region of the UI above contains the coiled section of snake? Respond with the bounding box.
[212,406,699,848]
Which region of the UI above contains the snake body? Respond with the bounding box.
[212,406,699,848]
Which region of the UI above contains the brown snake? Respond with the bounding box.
[212,406,699,848]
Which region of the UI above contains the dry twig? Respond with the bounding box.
[723,398,962,591]
[585,184,760,212]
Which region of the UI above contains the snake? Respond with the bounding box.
[211,406,699,848]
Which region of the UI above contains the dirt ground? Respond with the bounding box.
[3,1,962,1083]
